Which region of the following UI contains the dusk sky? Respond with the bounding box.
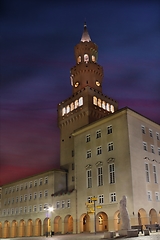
[1,0,160,186]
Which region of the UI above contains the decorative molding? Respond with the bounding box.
[95,161,103,166]
[85,164,92,169]
[107,158,115,163]
[144,157,160,164]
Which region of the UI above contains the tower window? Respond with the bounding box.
[79,97,83,106]
[93,96,97,105]
[106,103,110,111]
[111,105,114,113]
[84,54,89,63]
[92,55,96,62]
[97,99,102,108]
[77,56,81,64]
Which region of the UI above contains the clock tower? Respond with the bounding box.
[57,23,118,190]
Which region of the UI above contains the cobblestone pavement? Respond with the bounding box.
[3,232,160,240]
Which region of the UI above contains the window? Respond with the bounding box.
[24,194,27,202]
[98,194,104,204]
[86,150,91,159]
[155,192,159,201]
[87,170,92,188]
[20,195,23,202]
[79,97,83,106]
[143,142,147,151]
[39,191,42,198]
[145,163,150,182]
[72,163,74,170]
[39,204,42,212]
[110,192,116,202]
[34,192,37,199]
[96,130,101,138]
[29,181,32,188]
[77,55,81,63]
[62,200,65,209]
[158,148,160,156]
[19,207,22,214]
[29,194,32,201]
[44,190,48,197]
[108,142,114,151]
[33,205,37,212]
[149,129,153,137]
[34,180,37,187]
[97,98,102,108]
[156,132,159,140]
[93,96,97,105]
[72,176,75,182]
[67,199,70,208]
[71,150,74,157]
[97,146,102,155]
[7,208,10,215]
[11,208,14,215]
[12,198,14,204]
[147,191,152,201]
[12,186,15,193]
[84,54,89,63]
[16,197,18,203]
[3,209,6,216]
[107,125,112,134]
[39,178,43,186]
[87,196,92,203]
[141,125,145,134]
[151,145,155,153]
[106,103,110,111]
[153,166,157,183]
[8,198,10,205]
[15,207,18,214]
[92,55,96,62]
[9,187,11,193]
[24,206,27,213]
[56,201,60,209]
[16,185,19,191]
[86,134,91,143]
[109,163,115,184]
[97,167,103,186]
[24,183,27,189]
[20,184,23,190]
[5,188,8,194]
[44,177,48,184]
[111,105,114,113]
[28,206,32,213]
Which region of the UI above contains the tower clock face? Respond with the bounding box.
[96,80,100,87]
[74,82,79,88]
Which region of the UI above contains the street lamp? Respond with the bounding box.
[44,204,53,237]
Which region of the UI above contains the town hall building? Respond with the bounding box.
[0,23,160,238]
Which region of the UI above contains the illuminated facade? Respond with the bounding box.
[0,23,160,237]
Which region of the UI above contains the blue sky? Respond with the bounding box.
[0,0,160,185]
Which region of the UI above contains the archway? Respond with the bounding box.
[43,218,52,235]
[138,208,148,226]
[3,221,10,238]
[0,222,2,238]
[54,216,62,234]
[27,219,33,236]
[80,213,90,232]
[11,220,17,237]
[96,212,108,232]
[149,209,158,224]
[19,219,25,237]
[114,210,121,231]
[35,218,41,236]
[64,215,73,233]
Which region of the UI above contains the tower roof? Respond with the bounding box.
[81,22,91,42]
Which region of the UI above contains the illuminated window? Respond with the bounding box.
[70,102,74,111]
[106,103,110,111]
[77,55,81,64]
[97,167,103,186]
[75,100,78,109]
[92,55,96,62]
[62,107,65,116]
[111,105,114,113]
[110,192,116,202]
[97,98,101,108]
[93,96,97,105]
[79,97,83,106]
[66,105,70,114]
[102,101,106,109]
[87,170,92,188]
[84,54,89,63]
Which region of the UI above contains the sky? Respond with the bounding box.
[0,0,160,186]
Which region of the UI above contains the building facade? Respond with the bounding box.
[0,24,160,237]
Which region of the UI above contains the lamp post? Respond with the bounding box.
[91,197,97,234]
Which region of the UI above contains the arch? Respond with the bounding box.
[149,209,158,224]
[96,212,108,232]
[114,210,121,231]
[54,216,62,234]
[3,221,10,238]
[80,213,90,233]
[0,222,2,238]
[64,215,73,234]
[27,219,33,236]
[35,218,42,236]
[19,219,25,237]
[138,208,148,226]
[10,220,17,237]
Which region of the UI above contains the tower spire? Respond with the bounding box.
[81,22,91,42]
